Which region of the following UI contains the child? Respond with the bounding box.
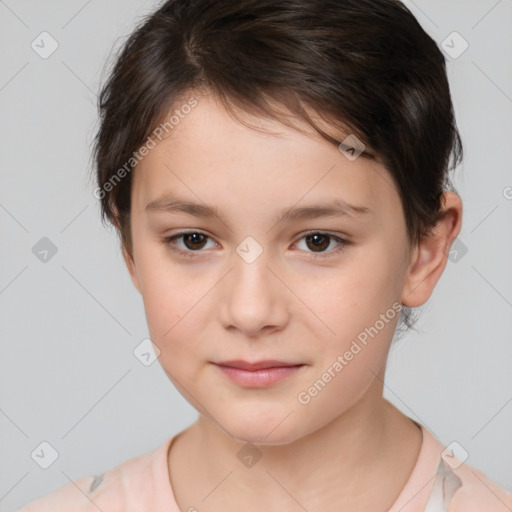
[17,0,512,510]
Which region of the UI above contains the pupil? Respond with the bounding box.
[185,233,206,250]
[308,234,329,252]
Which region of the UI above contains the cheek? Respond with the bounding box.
[293,245,401,376]
[140,277,205,392]
[134,248,189,339]
[293,253,396,339]
[130,230,252,390]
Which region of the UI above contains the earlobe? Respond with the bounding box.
[401,192,463,307]
[122,246,142,295]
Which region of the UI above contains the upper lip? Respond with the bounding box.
[214,360,303,371]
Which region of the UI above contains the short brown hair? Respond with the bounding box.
[93,0,463,332]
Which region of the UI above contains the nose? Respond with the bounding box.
[219,246,290,338]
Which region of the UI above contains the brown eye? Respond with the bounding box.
[162,231,216,257]
[182,232,208,250]
[295,231,348,258]
[305,233,330,252]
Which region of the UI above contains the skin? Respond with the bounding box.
[121,90,462,511]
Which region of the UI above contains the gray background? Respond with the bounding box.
[1,0,511,509]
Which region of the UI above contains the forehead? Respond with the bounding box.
[131,93,400,221]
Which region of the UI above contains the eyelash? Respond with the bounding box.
[160,230,349,259]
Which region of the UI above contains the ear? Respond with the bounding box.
[401,191,463,307]
[122,245,142,295]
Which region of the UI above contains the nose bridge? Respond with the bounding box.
[219,236,288,335]
[231,237,276,304]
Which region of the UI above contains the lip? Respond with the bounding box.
[213,360,306,388]
[214,359,302,371]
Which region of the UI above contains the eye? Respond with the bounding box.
[294,231,348,258]
[161,231,217,257]
[161,230,349,259]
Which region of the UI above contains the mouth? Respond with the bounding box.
[214,359,303,371]
[212,360,306,387]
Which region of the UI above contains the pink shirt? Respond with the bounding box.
[16,423,512,511]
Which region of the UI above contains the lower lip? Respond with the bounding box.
[214,364,305,387]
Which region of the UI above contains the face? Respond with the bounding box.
[124,92,416,445]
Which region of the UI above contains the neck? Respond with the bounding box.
[169,378,423,512]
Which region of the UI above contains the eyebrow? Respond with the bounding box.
[145,196,372,223]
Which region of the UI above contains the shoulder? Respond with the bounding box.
[411,425,512,512]
[15,473,114,512]
[448,459,512,511]
[15,437,173,512]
